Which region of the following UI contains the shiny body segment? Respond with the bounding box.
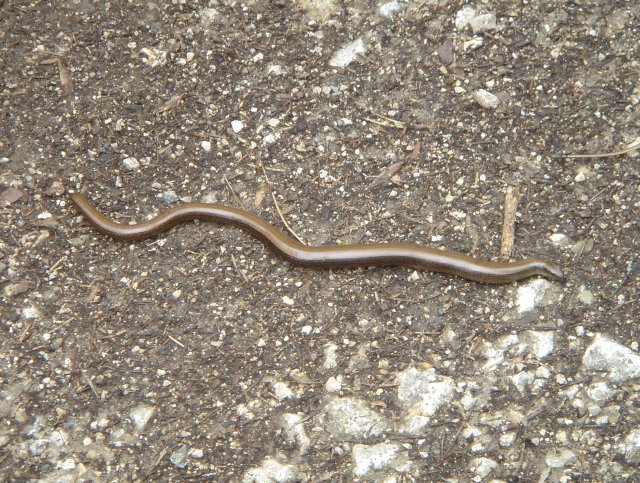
[70,193,564,284]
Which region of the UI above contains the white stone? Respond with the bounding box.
[130,404,155,431]
[582,334,640,382]
[170,445,188,468]
[545,448,576,468]
[516,279,550,313]
[200,140,211,152]
[379,1,406,17]
[577,286,595,304]
[263,133,277,144]
[480,334,520,371]
[189,448,204,459]
[329,38,366,68]
[474,89,500,109]
[352,443,412,476]
[455,6,476,30]
[323,343,339,369]
[231,120,245,133]
[272,381,294,400]
[469,13,497,33]
[520,330,555,359]
[325,376,342,393]
[279,413,311,454]
[586,382,617,404]
[621,430,640,463]
[243,457,298,483]
[511,370,533,393]
[122,157,140,170]
[323,397,386,438]
[549,233,569,246]
[395,367,456,434]
[463,36,484,51]
[499,432,517,447]
[56,458,76,470]
[282,296,295,305]
[140,47,167,67]
[470,457,498,479]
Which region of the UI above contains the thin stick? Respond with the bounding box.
[556,140,640,159]
[258,160,306,244]
[168,335,185,348]
[270,191,305,244]
[223,175,247,210]
[500,185,520,261]
[231,253,250,283]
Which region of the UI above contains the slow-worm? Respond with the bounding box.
[70,193,563,284]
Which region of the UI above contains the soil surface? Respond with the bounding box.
[1,0,639,481]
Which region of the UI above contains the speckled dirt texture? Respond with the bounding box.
[1,0,640,481]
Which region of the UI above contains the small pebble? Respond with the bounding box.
[122,157,140,170]
[170,445,189,468]
[231,120,244,133]
[379,1,406,17]
[474,89,500,109]
[329,38,366,68]
[162,190,179,204]
[325,376,342,393]
[469,13,497,33]
[282,295,295,305]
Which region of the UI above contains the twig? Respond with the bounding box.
[223,175,246,210]
[556,139,640,159]
[363,116,405,129]
[500,185,520,261]
[231,253,250,283]
[168,335,185,348]
[145,446,169,479]
[270,192,305,244]
[257,160,305,244]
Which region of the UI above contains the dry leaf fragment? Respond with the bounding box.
[408,142,422,160]
[368,160,404,189]
[4,279,30,297]
[0,187,24,206]
[288,369,315,384]
[254,184,268,208]
[58,60,72,91]
[157,94,185,113]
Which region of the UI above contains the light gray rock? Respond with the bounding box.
[322,397,386,439]
[474,89,500,109]
[469,13,497,33]
[170,445,188,469]
[329,38,366,68]
[621,430,640,463]
[351,443,412,477]
[243,457,299,483]
[582,334,640,382]
[130,404,155,432]
[396,367,456,434]
[122,157,140,170]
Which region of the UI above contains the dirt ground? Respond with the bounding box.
[1,0,639,481]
